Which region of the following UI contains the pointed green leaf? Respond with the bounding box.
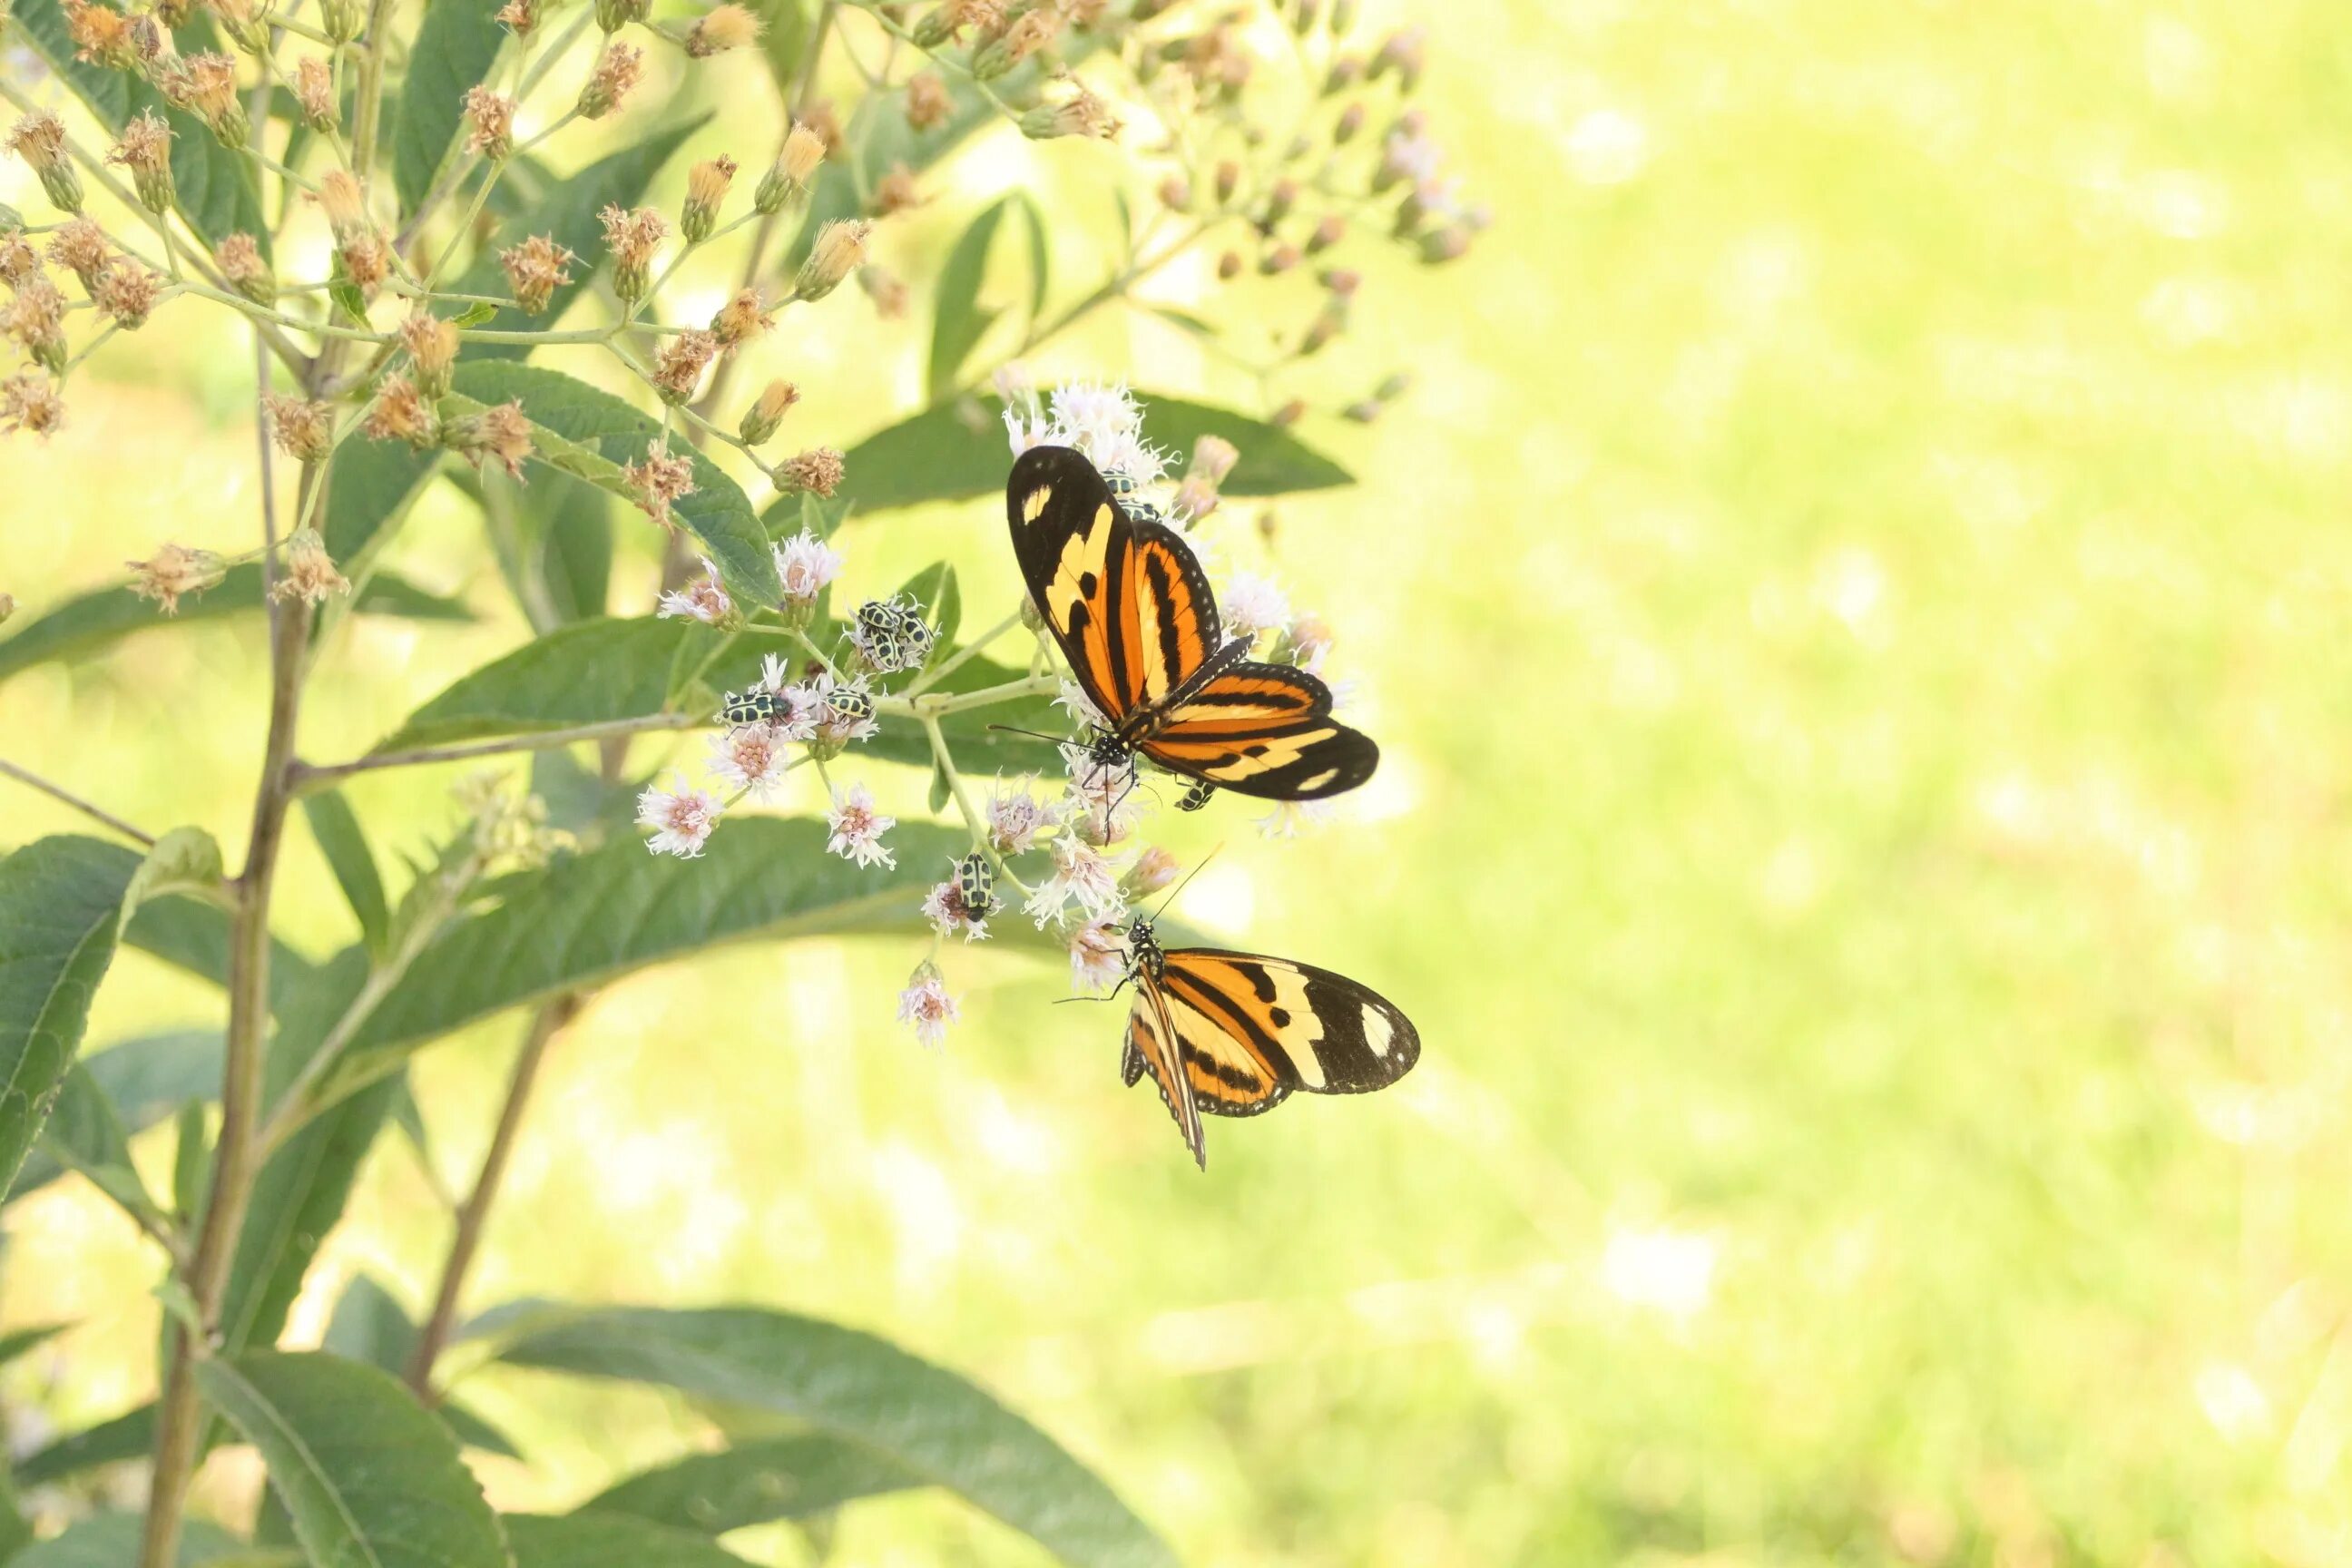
[11,1513,260,1567]
[195,1351,510,1568]
[301,792,391,956]
[502,1307,1175,1568]
[121,897,318,1013]
[324,1274,523,1457]
[587,1435,923,1532]
[507,1515,755,1568]
[838,393,1353,515]
[322,440,447,573]
[22,1054,162,1226]
[454,118,710,358]
[5,0,270,251]
[15,1406,154,1486]
[1013,190,1051,324]
[394,0,508,214]
[752,0,814,97]
[377,614,700,751]
[929,197,1013,399]
[450,362,778,603]
[12,1029,222,1201]
[299,818,1046,1119]
[120,827,225,934]
[0,566,471,686]
[0,837,139,1200]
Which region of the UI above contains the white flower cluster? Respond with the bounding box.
[1000,371,1168,487]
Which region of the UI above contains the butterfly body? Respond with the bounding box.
[1118,916,1421,1169]
[1006,445,1378,801]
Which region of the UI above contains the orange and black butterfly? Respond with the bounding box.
[1005,445,1378,803]
[1117,916,1420,1169]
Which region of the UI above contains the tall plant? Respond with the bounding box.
[0,0,1478,1561]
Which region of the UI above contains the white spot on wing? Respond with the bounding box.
[1362,1003,1394,1058]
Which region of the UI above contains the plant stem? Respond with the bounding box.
[0,758,160,848]
[905,607,1022,695]
[289,712,701,792]
[405,995,578,1398]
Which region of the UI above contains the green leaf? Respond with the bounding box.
[323,440,447,573]
[22,1054,161,1225]
[587,1435,923,1532]
[5,0,269,252]
[752,0,814,98]
[394,0,508,214]
[11,1513,260,1567]
[195,1351,509,1568]
[0,837,138,1201]
[927,758,952,814]
[15,1406,155,1485]
[0,1320,68,1369]
[454,118,709,358]
[838,393,1354,515]
[12,1030,222,1201]
[0,565,470,686]
[172,1097,212,1220]
[450,361,779,603]
[220,950,404,1355]
[1013,190,1051,325]
[324,1274,524,1457]
[303,818,1045,1117]
[0,1468,26,1563]
[120,827,225,934]
[121,897,318,1013]
[929,197,1013,400]
[502,1307,1175,1568]
[533,471,614,623]
[377,614,698,751]
[301,792,391,956]
[507,1515,756,1568]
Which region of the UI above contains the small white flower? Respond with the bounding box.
[760,652,794,691]
[656,557,731,623]
[897,966,960,1049]
[1222,571,1291,642]
[1054,679,1110,730]
[920,865,993,942]
[1048,379,1142,446]
[986,775,1052,854]
[800,670,878,745]
[1257,799,1336,840]
[1058,740,1146,845]
[772,529,844,606]
[1124,845,1181,896]
[707,724,792,802]
[1067,918,1128,995]
[1090,426,1169,485]
[637,776,724,857]
[1004,406,1059,456]
[1025,834,1128,927]
[826,779,896,867]
[994,361,1037,410]
[1383,127,1444,185]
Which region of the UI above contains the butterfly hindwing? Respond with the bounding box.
[1142,663,1380,799]
[1157,949,1419,1108]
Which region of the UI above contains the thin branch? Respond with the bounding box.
[0,757,159,848]
[289,712,701,793]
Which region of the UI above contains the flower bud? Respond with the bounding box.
[1329,0,1356,33]
[321,0,361,39]
[593,0,645,29]
[1188,435,1239,485]
[1375,370,1411,401]
[7,113,83,214]
[1261,178,1298,226]
[1019,84,1118,141]
[273,527,351,605]
[398,311,458,399]
[903,71,950,132]
[1259,241,1300,276]
[1418,226,1469,264]
[1323,54,1360,93]
[1343,399,1381,424]
[972,6,1055,78]
[127,543,228,614]
[598,202,667,306]
[792,218,867,301]
[1307,214,1345,254]
[1319,266,1361,296]
[1217,250,1241,280]
[107,110,176,214]
[1123,846,1181,896]
[1158,173,1191,212]
[262,394,334,462]
[651,328,718,405]
[1333,101,1366,143]
[710,286,772,348]
[93,258,158,328]
[576,42,642,118]
[295,57,338,133]
[443,400,534,477]
[777,446,844,497]
[683,1,760,55]
[499,234,574,315]
[1213,159,1240,204]
[1291,0,1317,34]
[1271,397,1306,427]
[463,85,514,159]
[363,374,439,448]
[681,155,736,242]
[738,377,798,446]
[754,121,827,213]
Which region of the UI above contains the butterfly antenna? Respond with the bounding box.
[1152,843,1223,922]
[986,724,1073,746]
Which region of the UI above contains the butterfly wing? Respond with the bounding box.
[1126,968,1210,1169]
[1140,662,1380,799]
[1005,445,1225,729]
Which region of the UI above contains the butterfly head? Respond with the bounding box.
[1124,916,1163,975]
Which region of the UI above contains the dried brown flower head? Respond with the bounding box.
[363,373,439,447]
[683,1,760,55]
[217,231,273,304]
[651,328,719,404]
[93,258,159,328]
[0,371,64,437]
[709,287,772,348]
[262,393,334,462]
[623,443,697,528]
[1020,82,1118,141]
[0,230,38,287]
[127,542,228,614]
[340,232,389,291]
[858,264,907,319]
[871,162,924,216]
[495,0,537,33]
[315,170,370,240]
[62,0,140,68]
[777,446,844,497]
[5,277,66,370]
[738,377,798,445]
[912,0,1000,46]
[780,119,828,183]
[273,528,350,604]
[903,71,951,132]
[577,41,642,119]
[499,233,575,314]
[294,56,338,131]
[792,217,868,301]
[445,400,534,477]
[108,110,173,179]
[463,85,514,158]
[598,203,666,303]
[167,53,249,145]
[681,154,737,241]
[46,217,113,287]
[973,5,1056,78]
[398,311,459,396]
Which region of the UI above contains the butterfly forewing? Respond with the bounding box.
[1126,977,1209,1168]
[1142,663,1380,799]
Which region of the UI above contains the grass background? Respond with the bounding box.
[10,0,2352,1563]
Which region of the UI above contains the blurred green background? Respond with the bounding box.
[12,0,2352,1563]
